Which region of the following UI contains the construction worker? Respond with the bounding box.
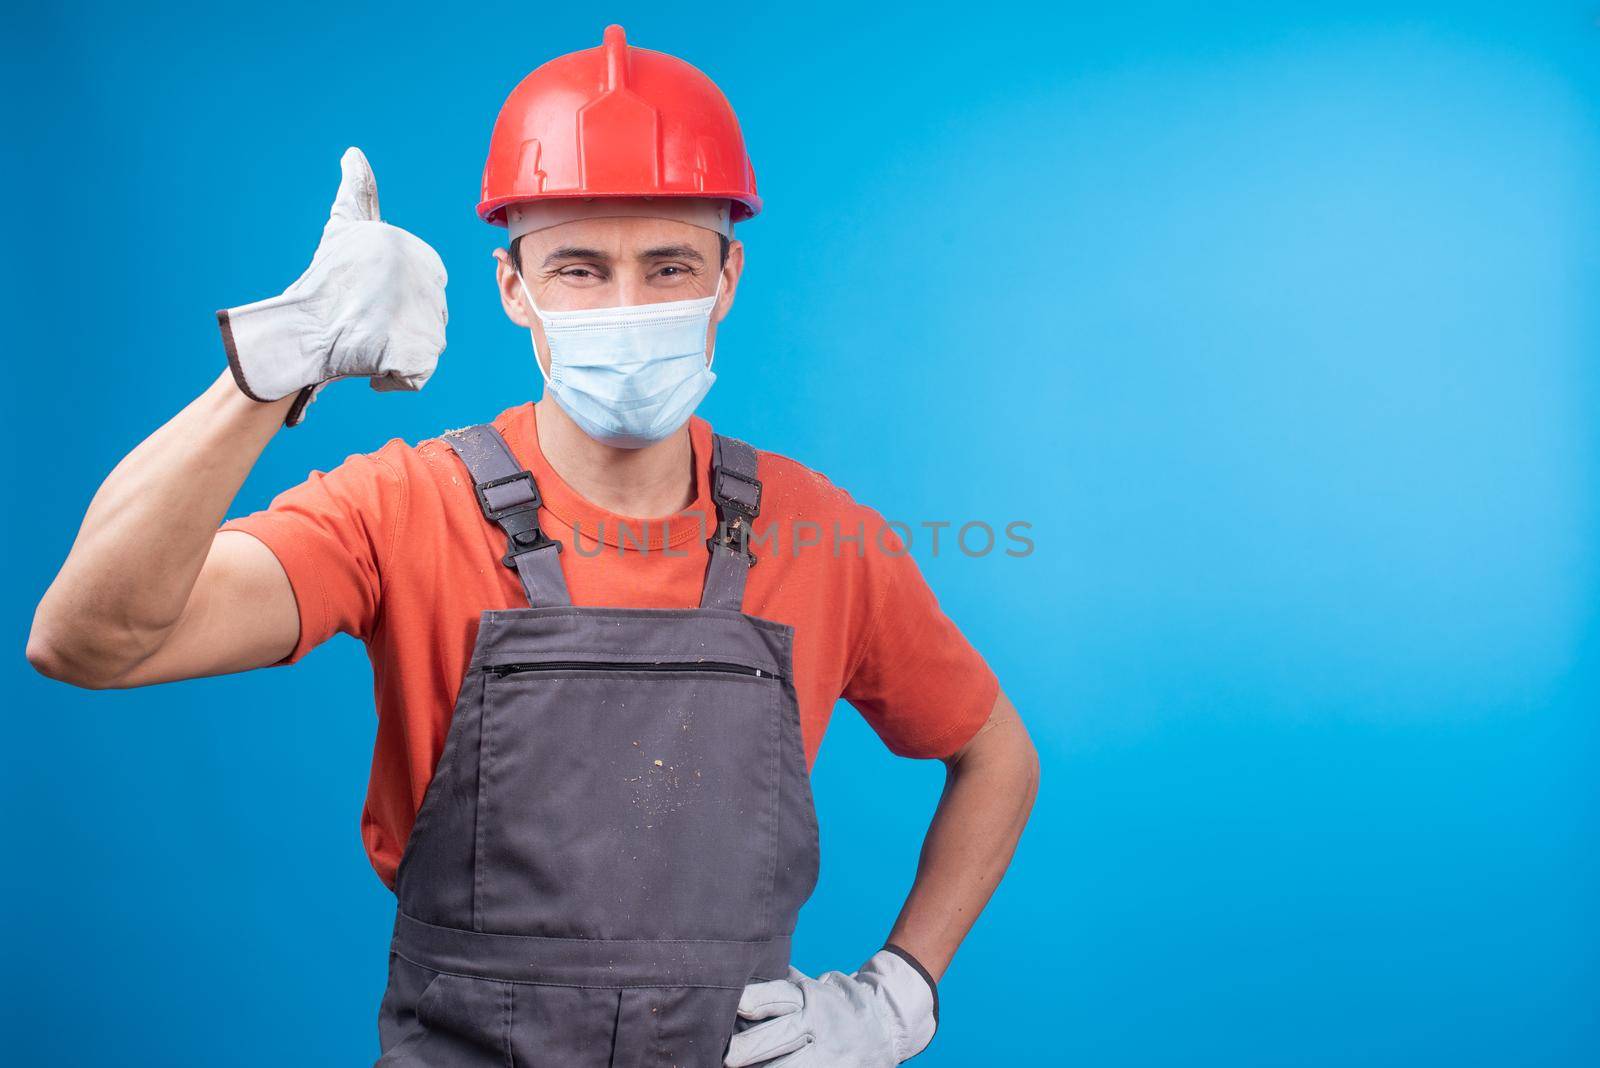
[27,25,1039,1067]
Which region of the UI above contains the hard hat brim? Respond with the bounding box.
[480,189,762,228]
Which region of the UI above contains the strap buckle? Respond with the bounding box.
[473,470,560,566]
[712,466,762,519]
[708,513,757,568]
[473,470,540,518]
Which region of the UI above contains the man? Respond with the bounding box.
[28,25,1039,1068]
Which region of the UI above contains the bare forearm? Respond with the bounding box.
[885,692,1040,981]
[28,370,292,683]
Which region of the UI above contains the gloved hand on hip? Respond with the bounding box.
[217,147,448,426]
[724,945,939,1067]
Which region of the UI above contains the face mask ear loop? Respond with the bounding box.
[706,272,726,371]
[515,269,554,386]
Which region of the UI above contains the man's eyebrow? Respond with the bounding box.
[638,244,705,264]
[541,245,611,267]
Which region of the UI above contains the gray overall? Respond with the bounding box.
[374,424,821,1067]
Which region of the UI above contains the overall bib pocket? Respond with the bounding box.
[475,663,783,939]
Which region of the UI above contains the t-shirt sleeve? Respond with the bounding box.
[842,516,1000,760]
[219,444,408,665]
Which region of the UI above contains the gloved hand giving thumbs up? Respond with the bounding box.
[217,147,448,426]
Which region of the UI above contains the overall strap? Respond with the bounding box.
[442,424,572,608]
[700,435,762,611]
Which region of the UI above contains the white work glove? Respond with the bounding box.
[724,946,939,1067]
[217,147,448,426]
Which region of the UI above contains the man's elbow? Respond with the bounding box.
[26,617,133,690]
[1020,735,1042,804]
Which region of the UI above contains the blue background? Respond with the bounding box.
[4,2,1597,1064]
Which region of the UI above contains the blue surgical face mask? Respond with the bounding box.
[517,272,722,449]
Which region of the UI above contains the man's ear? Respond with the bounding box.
[494,246,533,328]
[714,238,745,324]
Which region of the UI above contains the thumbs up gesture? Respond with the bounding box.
[218,148,449,426]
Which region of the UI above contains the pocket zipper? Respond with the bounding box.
[488,660,779,680]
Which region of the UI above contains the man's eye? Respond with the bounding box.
[561,268,595,279]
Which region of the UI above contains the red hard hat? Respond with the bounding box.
[479,25,761,227]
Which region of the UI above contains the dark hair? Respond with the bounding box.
[509,233,730,275]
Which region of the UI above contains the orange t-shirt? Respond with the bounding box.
[222,403,998,889]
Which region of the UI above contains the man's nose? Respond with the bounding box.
[613,276,650,307]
